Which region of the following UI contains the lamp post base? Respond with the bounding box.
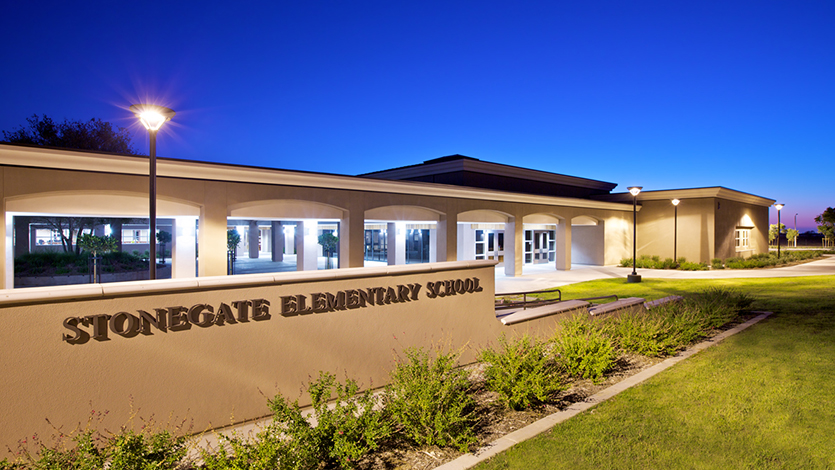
[627,274,642,283]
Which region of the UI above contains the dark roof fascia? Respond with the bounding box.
[361,157,618,191]
[594,187,776,206]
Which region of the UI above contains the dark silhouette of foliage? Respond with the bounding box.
[2,114,136,154]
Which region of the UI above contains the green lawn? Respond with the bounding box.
[478,276,835,470]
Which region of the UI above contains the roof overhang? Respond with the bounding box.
[361,156,618,191]
[0,143,634,212]
[599,187,775,207]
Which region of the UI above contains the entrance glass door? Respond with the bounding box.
[525,229,556,264]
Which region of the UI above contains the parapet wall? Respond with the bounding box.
[0,260,566,454]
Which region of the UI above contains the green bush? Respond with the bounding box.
[384,347,476,452]
[553,315,617,382]
[5,428,187,470]
[14,251,146,277]
[604,288,751,357]
[479,335,566,410]
[678,260,708,271]
[686,287,753,329]
[604,308,688,357]
[620,255,689,270]
[266,371,389,469]
[200,423,291,470]
[711,258,724,269]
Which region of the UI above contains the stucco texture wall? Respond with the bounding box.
[635,198,714,263]
[0,262,572,455]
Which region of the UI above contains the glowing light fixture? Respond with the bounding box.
[627,186,642,283]
[130,104,175,280]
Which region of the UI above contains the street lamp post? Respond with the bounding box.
[672,199,680,263]
[774,203,784,259]
[627,186,642,283]
[130,104,175,280]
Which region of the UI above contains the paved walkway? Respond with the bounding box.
[495,254,835,294]
[229,254,835,293]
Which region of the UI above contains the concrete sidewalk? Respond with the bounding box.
[495,254,835,294]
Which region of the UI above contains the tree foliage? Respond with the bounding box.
[156,230,172,262]
[815,207,835,241]
[768,223,786,243]
[77,234,118,255]
[32,217,107,255]
[2,114,136,154]
[227,229,241,252]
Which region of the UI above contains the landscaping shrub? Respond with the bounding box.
[200,423,291,470]
[604,308,689,357]
[4,428,188,470]
[479,335,566,410]
[14,251,146,277]
[686,287,753,329]
[266,371,389,469]
[384,347,476,452]
[553,315,617,382]
[620,255,689,270]
[605,288,751,357]
[623,251,825,271]
[678,260,708,271]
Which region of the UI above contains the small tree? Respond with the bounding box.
[78,234,118,283]
[815,207,835,247]
[156,230,172,263]
[227,229,241,274]
[769,223,786,246]
[786,228,799,248]
[318,232,338,269]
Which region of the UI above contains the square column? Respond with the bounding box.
[387,222,406,265]
[295,220,319,271]
[171,217,197,279]
[504,217,523,277]
[271,221,284,262]
[556,221,572,271]
[14,216,30,258]
[198,182,228,277]
[436,213,457,262]
[248,220,259,259]
[340,203,365,268]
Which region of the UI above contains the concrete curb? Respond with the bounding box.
[435,311,774,470]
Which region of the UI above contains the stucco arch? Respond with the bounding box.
[571,215,600,226]
[572,216,605,265]
[5,191,200,216]
[364,205,442,222]
[229,200,345,219]
[522,213,564,225]
[457,209,511,224]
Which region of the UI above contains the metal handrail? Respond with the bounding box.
[495,287,562,310]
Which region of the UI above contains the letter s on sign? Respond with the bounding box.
[63,317,90,345]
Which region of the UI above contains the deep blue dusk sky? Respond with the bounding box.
[2,1,833,231]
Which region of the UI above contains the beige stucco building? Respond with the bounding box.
[0,142,777,452]
[0,143,774,289]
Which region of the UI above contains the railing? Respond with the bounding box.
[495,287,562,311]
